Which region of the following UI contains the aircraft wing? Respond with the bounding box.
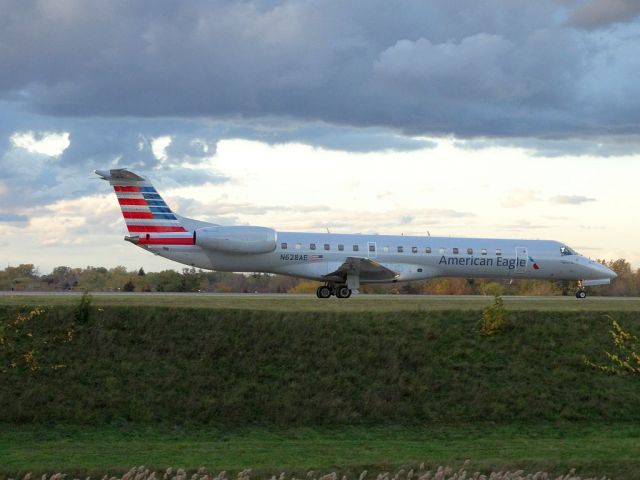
[324,257,399,283]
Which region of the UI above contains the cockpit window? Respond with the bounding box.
[560,245,577,256]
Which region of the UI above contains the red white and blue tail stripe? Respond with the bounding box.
[95,169,194,245]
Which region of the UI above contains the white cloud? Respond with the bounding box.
[151,135,172,161]
[10,131,70,156]
[551,195,596,205]
[501,189,539,208]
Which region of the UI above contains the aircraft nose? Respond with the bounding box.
[595,262,617,280]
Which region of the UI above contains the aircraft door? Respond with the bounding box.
[515,247,528,275]
[367,242,377,259]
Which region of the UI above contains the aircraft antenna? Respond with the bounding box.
[326,227,330,234]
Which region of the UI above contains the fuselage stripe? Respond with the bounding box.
[118,198,147,205]
[114,186,141,192]
[127,225,187,232]
[149,207,173,213]
[142,193,163,200]
[123,212,154,219]
[122,213,177,221]
[124,218,180,226]
[138,237,195,245]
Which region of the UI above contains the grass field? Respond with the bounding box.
[2,292,640,311]
[2,298,640,479]
[2,424,640,479]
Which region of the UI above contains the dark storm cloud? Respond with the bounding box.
[245,123,436,152]
[1,0,639,139]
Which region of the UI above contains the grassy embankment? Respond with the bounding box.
[1,302,640,478]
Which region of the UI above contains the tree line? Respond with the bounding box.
[1,258,638,296]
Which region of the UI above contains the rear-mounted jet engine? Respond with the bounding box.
[194,226,277,254]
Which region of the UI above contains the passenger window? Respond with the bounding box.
[295,243,301,250]
[397,246,404,253]
[353,245,359,252]
[439,248,445,255]
[481,248,487,255]
[310,243,316,250]
[467,248,473,255]
[324,243,330,251]
[425,247,431,254]
[411,246,418,254]
[496,249,502,256]
[338,244,344,251]
[369,244,375,253]
[383,246,389,253]
[281,242,287,250]
[453,248,459,255]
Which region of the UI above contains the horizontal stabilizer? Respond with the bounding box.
[94,169,145,181]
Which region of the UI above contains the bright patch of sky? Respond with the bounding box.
[1,136,637,273]
[151,136,172,162]
[10,131,70,157]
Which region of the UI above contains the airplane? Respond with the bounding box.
[95,168,617,299]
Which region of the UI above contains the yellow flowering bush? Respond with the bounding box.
[585,315,640,375]
[0,306,74,373]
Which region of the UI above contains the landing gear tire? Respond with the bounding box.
[576,290,587,299]
[317,286,332,299]
[336,286,352,299]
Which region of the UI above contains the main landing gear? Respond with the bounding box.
[575,280,587,299]
[316,284,352,299]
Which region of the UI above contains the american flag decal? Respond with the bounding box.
[309,255,324,262]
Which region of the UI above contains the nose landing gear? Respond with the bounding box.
[575,280,587,299]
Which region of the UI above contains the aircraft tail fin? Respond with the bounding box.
[95,168,194,245]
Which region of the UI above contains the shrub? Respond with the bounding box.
[0,306,74,373]
[585,315,640,375]
[479,295,510,336]
[75,290,93,324]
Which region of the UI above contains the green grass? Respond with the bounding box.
[2,424,640,478]
[2,307,640,426]
[3,303,640,478]
[2,292,640,311]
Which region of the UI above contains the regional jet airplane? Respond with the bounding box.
[96,169,616,299]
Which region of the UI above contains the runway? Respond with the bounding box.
[1,291,639,311]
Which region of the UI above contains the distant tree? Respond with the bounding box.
[288,280,320,293]
[400,282,420,294]
[122,279,135,292]
[480,281,505,296]
[138,267,146,276]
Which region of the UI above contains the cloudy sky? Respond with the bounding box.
[1,0,639,273]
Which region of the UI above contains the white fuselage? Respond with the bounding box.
[142,231,614,284]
